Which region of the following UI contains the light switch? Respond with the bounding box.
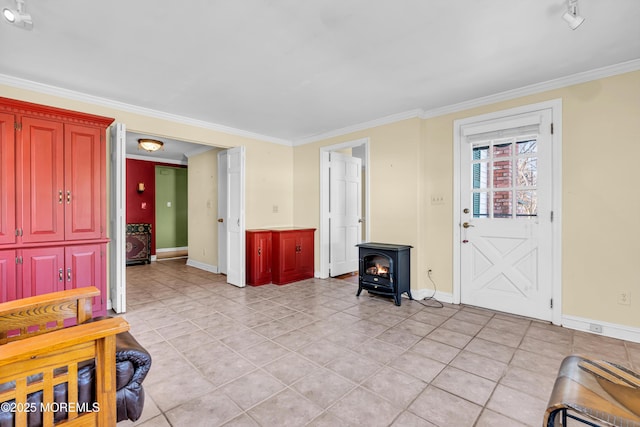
[141,202,147,209]
[167,201,172,208]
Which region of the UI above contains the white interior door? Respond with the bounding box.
[329,152,362,276]
[109,123,126,313]
[460,109,553,321]
[217,151,228,275]
[224,146,245,287]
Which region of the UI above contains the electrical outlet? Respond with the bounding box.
[618,291,631,305]
[589,323,603,333]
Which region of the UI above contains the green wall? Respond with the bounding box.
[155,166,188,249]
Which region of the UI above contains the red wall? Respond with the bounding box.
[126,159,187,255]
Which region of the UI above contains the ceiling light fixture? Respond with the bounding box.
[138,138,164,152]
[562,0,585,30]
[2,0,32,30]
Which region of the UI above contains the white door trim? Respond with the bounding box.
[319,138,370,279]
[108,123,126,313]
[217,150,228,275]
[453,99,562,324]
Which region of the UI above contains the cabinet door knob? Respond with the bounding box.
[67,268,72,282]
[59,268,64,282]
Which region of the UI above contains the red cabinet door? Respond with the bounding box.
[246,230,272,286]
[297,230,315,278]
[0,112,16,245]
[21,247,65,298]
[66,243,104,315]
[0,249,17,303]
[19,116,65,243]
[271,228,315,285]
[277,232,299,283]
[65,124,103,240]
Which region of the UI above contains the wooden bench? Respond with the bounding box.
[0,287,129,426]
[544,354,640,427]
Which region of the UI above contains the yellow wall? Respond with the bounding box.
[3,70,639,329]
[294,70,640,328]
[293,118,423,287]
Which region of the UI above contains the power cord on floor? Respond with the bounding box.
[415,269,443,308]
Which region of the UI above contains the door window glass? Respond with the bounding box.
[471,136,538,219]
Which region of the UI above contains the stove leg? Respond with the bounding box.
[407,290,413,300]
[356,286,363,297]
[394,294,401,306]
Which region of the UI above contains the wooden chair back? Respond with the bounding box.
[0,287,129,426]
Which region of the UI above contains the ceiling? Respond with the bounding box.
[1,0,639,153]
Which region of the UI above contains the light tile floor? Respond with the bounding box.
[117,259,640,427]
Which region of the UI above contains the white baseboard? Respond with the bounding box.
[156,246,188,253]
[407,291,640,344]
[186,258,219,274]
[562,314,640,344]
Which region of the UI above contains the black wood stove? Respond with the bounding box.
[356,242,412,306]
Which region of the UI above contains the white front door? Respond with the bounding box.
[225,146,245,287]
[459,108,554,321]
[109,123,126,313]
[217,151,228,275]
[330,152,362,276]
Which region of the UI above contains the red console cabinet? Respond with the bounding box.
[271,228,315,285]
[246,230,272,286]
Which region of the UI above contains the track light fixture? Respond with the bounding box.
[562,0,585,30]
[2,0,33,30]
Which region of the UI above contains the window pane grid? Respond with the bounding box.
[471,137,538,219]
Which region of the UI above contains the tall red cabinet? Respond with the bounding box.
[0,97,113,314]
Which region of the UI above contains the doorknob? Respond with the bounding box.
[358,218,364,223]
[462,222,474,228]
[217,218,224,223]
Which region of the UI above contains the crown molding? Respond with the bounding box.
[293,59,640,145]
[0,73,292,146]
[420,59,640,119]
[293,109,423,146]
[2,59,638,148]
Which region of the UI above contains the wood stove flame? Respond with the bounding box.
[366,263,389,277]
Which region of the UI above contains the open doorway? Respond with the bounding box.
[319,138,370,279]
[109,126,244,312]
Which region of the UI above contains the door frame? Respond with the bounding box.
[217,150,228,275]
[319,137,370,279]
[108,123,126,313]
[452,99,563,325]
